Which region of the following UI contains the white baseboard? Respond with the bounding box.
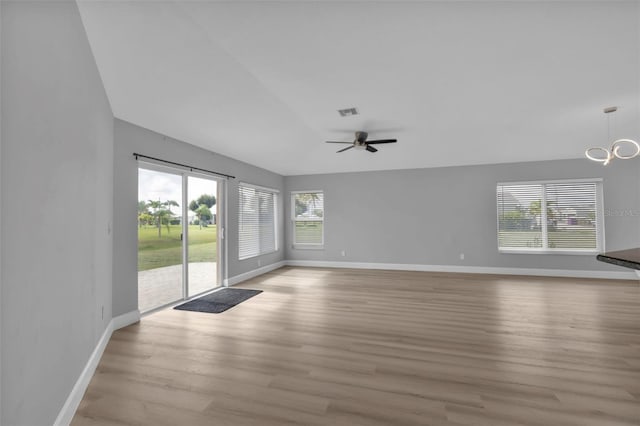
[285,260,638,280]
[112,309,140,330]
[53,324,112,426]
[223,259,638,284]
[224,260,286,286]
[53,309,140,426]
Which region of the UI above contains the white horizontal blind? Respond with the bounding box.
[497,184,544,249]
[239,184,277,260]
[293,192,324,246]
[497,181,601,252]
[545,183,598,250]
[258,190,276,254]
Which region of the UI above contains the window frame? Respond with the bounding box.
[291,190,325,249]
[496,178,605,255]
[238,182,279,260]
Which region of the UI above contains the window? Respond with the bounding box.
[238,183,278,260]
[292,191,324,247]
[497,179,604,254]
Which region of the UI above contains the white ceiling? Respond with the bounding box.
[78,1,640,176]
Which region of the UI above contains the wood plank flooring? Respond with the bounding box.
[72,267,640,426]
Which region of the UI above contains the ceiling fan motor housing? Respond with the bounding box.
[355,131,368,143]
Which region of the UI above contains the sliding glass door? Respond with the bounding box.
[137,167,184,313]
[138,165,223,313]
[186,176,219,297]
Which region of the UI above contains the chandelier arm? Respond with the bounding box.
[611,139,640,160]
[585,147,613,165]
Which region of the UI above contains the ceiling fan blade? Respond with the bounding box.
[337,146,354,153]
[325,141,352,144]
[365,139,397,144]
[366,145,378,153]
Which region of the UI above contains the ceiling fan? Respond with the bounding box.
[326,131,398,153]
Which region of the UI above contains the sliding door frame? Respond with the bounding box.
[184,171,226,297]
[137,161,227,313]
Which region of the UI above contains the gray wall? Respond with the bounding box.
[1,1,114,425]
[113,119,285,317]
[285,159,640,273]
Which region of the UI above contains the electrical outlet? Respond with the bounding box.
[460,253,465,260]
[258,259,261,267]
[341,250,346,257]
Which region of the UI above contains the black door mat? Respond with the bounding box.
[174,288,262,314]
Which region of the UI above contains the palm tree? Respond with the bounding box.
[147,199,179,237]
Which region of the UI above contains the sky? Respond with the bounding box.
[138,168,218,216]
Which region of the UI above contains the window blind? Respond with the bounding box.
[239,184,277,260]
[292,192,324,246]
[497,180,602,253]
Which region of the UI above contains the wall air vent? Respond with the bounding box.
[338,107,359,117]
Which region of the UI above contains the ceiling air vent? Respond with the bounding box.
[338,107,359,117]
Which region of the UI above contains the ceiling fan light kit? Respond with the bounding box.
[326,131,397,154]
[585,106,640,166]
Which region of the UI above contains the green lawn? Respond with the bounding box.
[294,221,323,244]
[138,224,217,271]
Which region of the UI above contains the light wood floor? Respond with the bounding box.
[72,267,640,426]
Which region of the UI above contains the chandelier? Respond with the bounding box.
[585,106,640,165]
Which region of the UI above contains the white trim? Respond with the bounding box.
[54,310,140,426]
[224,179,229,286]
[274,192,279,253]
[53,325,112,426]
[224,261,286,286]
[496,177,603,186]
[499,249,599,256]
[137,160,184,177]
[596,180,606,252]
[292,244,325,250]
[290,189,323,194]
[238,181,279,194]
[112,310,141,330]
[219,178,226,287]
[239,248,278,261]
[53,324,111,426]
[284,260,637,280]
[182,174,189,299]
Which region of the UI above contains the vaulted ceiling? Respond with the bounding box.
[78,1,639,175]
